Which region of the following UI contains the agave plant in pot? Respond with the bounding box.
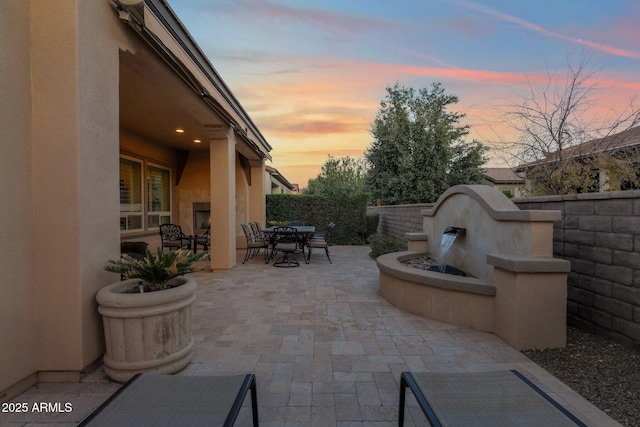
[97,248,206,382]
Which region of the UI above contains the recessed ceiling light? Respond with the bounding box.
[194,139,201,144]
[175,128,185,133]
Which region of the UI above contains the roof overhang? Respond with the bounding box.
[112,0,272,160]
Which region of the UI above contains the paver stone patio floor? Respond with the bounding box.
[2,246,621,426]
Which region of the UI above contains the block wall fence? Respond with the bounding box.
[368,190,640,349]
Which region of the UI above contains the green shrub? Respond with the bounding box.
[364,212,379,241]
[266,193,369,245]
[369,233,403,258]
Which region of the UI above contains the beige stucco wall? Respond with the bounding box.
[31,0,120,376]
[1,0,133,397]
[2,0,269,397]
[0,0,38,395]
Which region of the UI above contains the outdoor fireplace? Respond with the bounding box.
[193,202,210,233]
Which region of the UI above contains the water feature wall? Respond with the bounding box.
[378,185,571,350]
[422,185,560,281]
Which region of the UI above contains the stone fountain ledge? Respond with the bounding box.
[377,251,495,296]
[378,250,496,334]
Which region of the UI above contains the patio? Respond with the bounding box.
[3,246,619,426]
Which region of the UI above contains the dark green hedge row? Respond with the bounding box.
[266,193,370,245]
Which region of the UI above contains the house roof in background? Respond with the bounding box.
[483,168,524,184]
[517,126,640,170]
[266,165,295,190]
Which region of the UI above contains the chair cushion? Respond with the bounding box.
[309,240,327,248]
[276,242,297,251]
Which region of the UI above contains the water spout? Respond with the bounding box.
[443,226,466,237]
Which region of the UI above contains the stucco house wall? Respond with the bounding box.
[1,0,272,400]
[1,0,38,398]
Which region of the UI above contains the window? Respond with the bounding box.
[120,158,143,231]
[147,165,171,229]
[120,157,172,233]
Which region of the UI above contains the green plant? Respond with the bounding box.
[369,233,403,258]
[105,248,206,291]
[364,212,379,240]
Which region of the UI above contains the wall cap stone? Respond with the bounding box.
[487,254,571,273]
[423,185,561,222]
[405,232,428,241]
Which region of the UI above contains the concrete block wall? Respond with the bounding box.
[514,190,640,349]
[368,204,431,248]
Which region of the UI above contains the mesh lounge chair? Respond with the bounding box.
[159,224,191,252]
[398,370,587,427]
[78,373,258,427]
[241,224,268,264]
[306,223,335,264]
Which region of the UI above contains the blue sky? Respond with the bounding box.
[169,0,640,187]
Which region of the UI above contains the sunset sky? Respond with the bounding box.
[169,0,640,188]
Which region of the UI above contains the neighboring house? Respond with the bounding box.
[516,126,640,194]
[266,165,297,194]
[482,168,525,198]
[1,0,273,400]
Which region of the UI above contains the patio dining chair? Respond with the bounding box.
[159,224,191,252]
[306,223,335,264]
[193,225,210,258]
[271,226,301,267]
[241,223,268,264]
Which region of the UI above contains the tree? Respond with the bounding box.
[365,83,487,204]
[502,56,640,195]
[304,155,367,197]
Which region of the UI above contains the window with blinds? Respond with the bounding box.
[147,165,171,229]
[119,157,172,233]
[120,158,143,231]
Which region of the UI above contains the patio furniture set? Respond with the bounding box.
[241,221,335,267]
[79,369,587,426]
[158,223,210,255]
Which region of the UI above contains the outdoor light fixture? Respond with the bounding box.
[194,139,201,144]
[175,128,185,133]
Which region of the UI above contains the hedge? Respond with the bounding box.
[266,193,369,245]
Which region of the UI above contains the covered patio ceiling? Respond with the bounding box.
[119,49,222,152]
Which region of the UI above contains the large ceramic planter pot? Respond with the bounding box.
[96,277,197,382]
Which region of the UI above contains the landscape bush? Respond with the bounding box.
[369,233,403,258]
[266,193,369,245]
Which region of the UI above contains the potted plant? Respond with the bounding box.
[97,248,206,382]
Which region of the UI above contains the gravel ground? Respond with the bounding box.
[523,327,640,427]
[402,258,640,426]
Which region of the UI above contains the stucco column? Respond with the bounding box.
[208,125,236,270]
[248,159,266,225]
[488,254,570,350]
